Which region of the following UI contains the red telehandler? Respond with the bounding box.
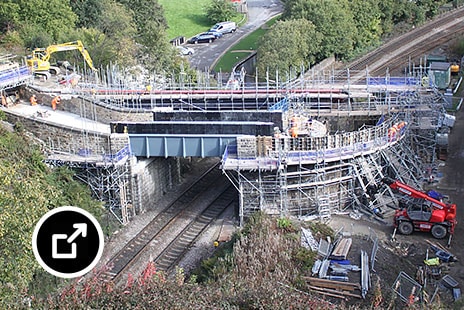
[382,177,457,246]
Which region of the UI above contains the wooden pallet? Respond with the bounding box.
[305,276,362,299]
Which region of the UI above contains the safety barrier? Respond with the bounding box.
[0,65,32,91]
[222,116,405,169]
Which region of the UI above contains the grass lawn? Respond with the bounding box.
[213,15,280,73]
[214,51,252,73]
[160,1,278,73]
[160,0,247,41]
[159,0,212,40]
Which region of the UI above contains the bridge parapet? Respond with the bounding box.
[222,117,406,170]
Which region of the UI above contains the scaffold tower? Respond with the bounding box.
[222,77,451,226]
[45,134,133,225]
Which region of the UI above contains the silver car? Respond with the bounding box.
[176,45,194,56]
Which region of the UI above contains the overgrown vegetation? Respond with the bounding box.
[0,123,103,307]
[25,212,339,309]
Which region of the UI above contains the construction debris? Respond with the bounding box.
[392,271,423,305]
[425,239,458,262]
[360,250,370,299]
[318,238,331,258]
[304,226,371,301]
[301,227,319,251]
[305,276,362,300]
[318,259,331,278]
[329,238,352,260]
[441,275,462,302]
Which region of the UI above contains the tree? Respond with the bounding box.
[118,0,167,31]
[0,0,77,47]
[70,0,104,28]
[416,0,447,19]
[0,124,102,307]
[20,0,77,45]
[349,0,383,54]
[91,0,138,68]
[256,19,322,81]
[0,1,21,34]
[283,0,357,60]
[375,0,447,36]
[206,0,238,24]
[117,0,173,72]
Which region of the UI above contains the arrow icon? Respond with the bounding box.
[67,223,87,243]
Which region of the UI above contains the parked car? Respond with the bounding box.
[176,45,194,56]
[201,31,223,39]
[209,21,237,34]
[187,33,217,44]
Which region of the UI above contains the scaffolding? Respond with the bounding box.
[222,81,450,226]
[45,139,133,225]
[27,63,450,226]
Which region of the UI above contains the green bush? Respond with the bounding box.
[277,217,293,231]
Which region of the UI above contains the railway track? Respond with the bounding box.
[153,185,236,272]
[99,163,232,283]
[344,6,464,79]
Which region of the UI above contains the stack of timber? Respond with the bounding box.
[329,238,352,260]
[305,277,362,300]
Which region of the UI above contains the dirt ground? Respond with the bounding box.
[323,100,464,308]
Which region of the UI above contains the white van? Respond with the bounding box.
[209,21,237,34]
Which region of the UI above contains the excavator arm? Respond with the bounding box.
[27,40,96,73]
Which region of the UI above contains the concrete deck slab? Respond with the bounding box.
[3,102,110,134]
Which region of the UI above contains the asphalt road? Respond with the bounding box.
[187,0,283,72]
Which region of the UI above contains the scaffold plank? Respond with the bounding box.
[330,238,353,260]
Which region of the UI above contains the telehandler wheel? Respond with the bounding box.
[398,221,413,235]
[431,225,447,239]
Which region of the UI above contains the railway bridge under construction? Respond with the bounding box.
[1,66,456,226]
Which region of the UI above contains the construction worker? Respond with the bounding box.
[1,95,7,107]
[30,94,38,106]
[387,126,397,142]
[290,126,298,138]
[51,96,61,111]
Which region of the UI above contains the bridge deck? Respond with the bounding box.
[3,102,110,134]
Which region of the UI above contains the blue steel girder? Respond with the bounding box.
[129,134,237,158]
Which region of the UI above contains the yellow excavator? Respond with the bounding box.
[26,40,97,78]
